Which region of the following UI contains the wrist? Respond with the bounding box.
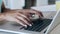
[0,13,5,21]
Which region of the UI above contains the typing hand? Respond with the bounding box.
[17,9,43,19]
[0,9,43,27]
[1,10,32,27]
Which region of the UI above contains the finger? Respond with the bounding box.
[36,11,44,17]
[18,12,32,24]
[18,12,30,20]
[35,11,44,19]
[19,12,31,18]
[16,15,32,26]
[29,9,44,18]
[15,17,27,27]
[35,11,43,17]
[24,9,43,17]
[17,14,32,24]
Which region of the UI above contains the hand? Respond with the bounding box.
[1,10,32,27]
[1,9,43,27]
[16,9,43,19]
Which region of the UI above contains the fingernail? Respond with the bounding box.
[24,25,27,27]
[29,24,32,26]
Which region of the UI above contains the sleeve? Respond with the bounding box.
[1,0,6,13]
[0,0,2,13]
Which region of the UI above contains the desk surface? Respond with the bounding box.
[49,24,60,34]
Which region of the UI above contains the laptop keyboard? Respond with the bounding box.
[24,19,52,32]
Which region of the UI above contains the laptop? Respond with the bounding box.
[0,18,52,34]
[45,9,60,34]
[0,17,52,34]
[1,9,60,34]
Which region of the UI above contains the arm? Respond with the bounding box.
[0,2,5,21]
[0,3,32,26]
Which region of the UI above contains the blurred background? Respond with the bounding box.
[23,0,55,9]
